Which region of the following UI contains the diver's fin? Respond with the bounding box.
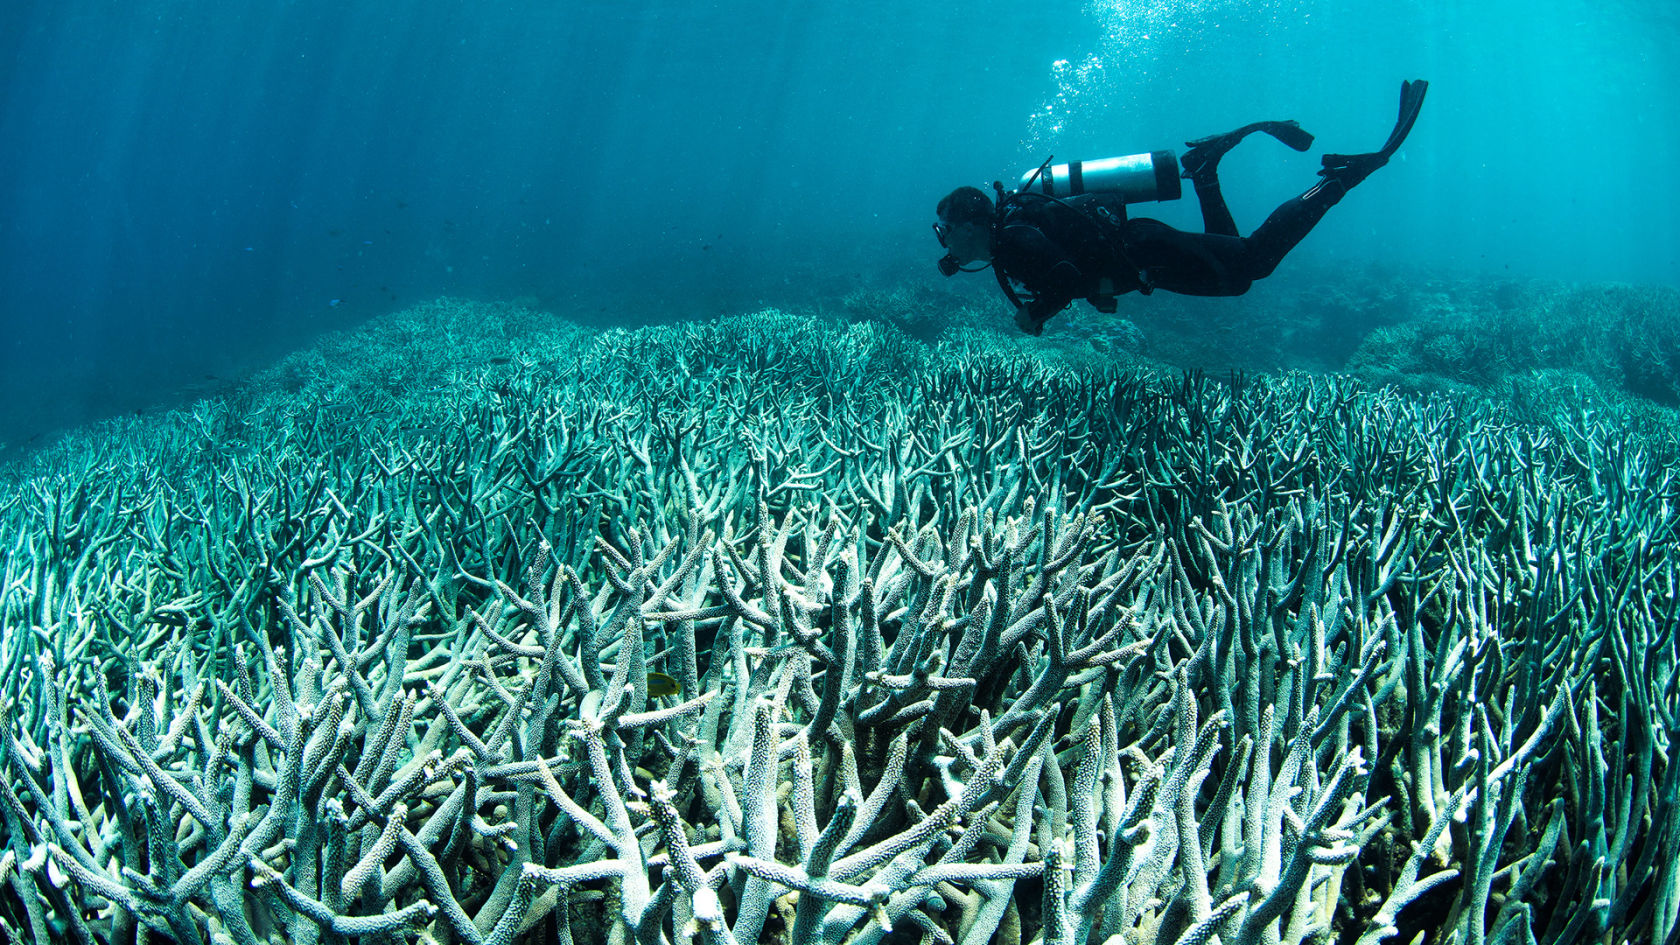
[1319,79,1428,188]
[1262,120,1316,152]
[1182,120,1316,180]
[1379,79,1428,158]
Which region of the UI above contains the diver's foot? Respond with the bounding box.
[1316,152,1388,190]
[1318,79,1428,188]
[1182,120,1315,180]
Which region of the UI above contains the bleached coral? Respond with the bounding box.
[0,302,1675,945]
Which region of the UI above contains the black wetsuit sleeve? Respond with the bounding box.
[997,222,1085,326]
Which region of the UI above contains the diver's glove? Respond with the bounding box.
[1014,303,1051,336]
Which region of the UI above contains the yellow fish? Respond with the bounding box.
[645,672,682,698]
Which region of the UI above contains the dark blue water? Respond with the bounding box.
[2,0,1675,445]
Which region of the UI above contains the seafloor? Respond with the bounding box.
[1,272,1677,945]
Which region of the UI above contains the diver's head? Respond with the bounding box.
[935,186,994,275]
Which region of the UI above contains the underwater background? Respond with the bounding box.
[4,3,1680,945]
[2,0,1677,446]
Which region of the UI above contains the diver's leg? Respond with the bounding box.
[1179,120,1314,237]
[1237,80,1428,280]
[1124,219,1253,296]
[1236,181,1348,280]
[1188,172,1240,238]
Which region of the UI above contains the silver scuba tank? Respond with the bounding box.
[1018,150,1183,203]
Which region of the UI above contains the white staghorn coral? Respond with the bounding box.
[0,301,1673,945]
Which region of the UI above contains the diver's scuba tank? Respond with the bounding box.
[1018,151,1182,203]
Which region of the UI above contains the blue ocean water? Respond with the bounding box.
[1,0,1675,446]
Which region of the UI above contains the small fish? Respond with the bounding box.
[646,672,682,698]
[581,673,683,719]
[489,356,512,366]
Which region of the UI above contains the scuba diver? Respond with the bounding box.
[935,80,1427,335]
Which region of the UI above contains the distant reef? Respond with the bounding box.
[841,270,1680,416]
[1,294,1677,945]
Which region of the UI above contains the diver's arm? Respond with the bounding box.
[998,221,1083,335]
[1014,271,1077,335]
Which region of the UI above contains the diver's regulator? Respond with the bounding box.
[938,149,1183,276]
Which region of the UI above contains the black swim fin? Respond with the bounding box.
[1182,120,1316,180]
[1319,79,1428,188]
[1262,120,1316,152]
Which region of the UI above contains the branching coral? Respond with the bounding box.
[0,302,1676,945]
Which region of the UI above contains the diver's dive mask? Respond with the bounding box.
[935,220,988,276]
[934,222,961,276]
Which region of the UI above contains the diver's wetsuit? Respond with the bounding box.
[976,80,1426,333]
[996,171,1351,327]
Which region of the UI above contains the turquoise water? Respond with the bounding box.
[1,0,1676,441]
[3,4,1680,941]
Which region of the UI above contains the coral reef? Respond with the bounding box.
[1309,275,1680,403]
[1,300,1678,945]
[1050,267,1680,412]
